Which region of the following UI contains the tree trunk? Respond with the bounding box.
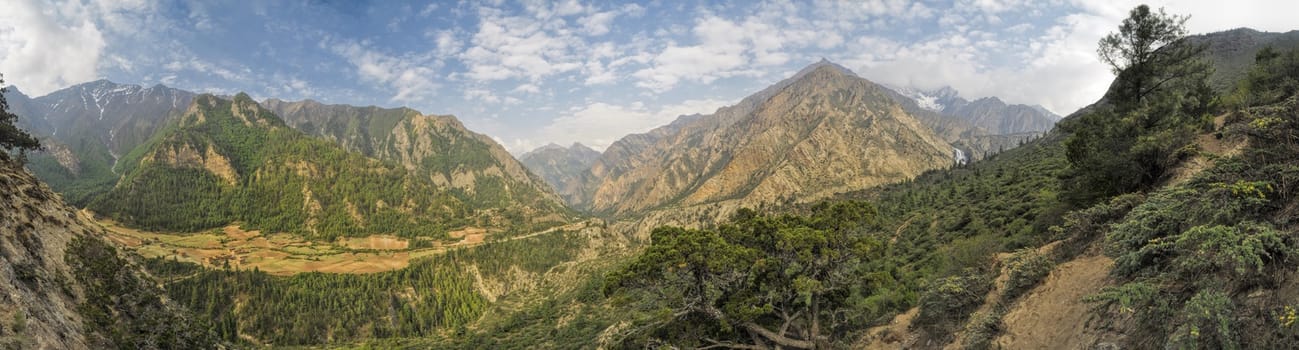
[696,305,816,349]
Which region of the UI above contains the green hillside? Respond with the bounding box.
[91,93,534,241]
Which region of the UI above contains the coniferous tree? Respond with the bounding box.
[0,74,41,162]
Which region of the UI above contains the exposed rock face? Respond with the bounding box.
[0,162,217,349]
[579,60,953,215]
[518,143,601,204]
[141,141,239,186]
[261,99,566,211]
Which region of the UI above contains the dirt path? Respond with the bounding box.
[993,253,1117,349]
[1168,114,1244,186]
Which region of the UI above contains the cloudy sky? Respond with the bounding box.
[1,0,1294,154]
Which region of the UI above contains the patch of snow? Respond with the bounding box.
[953,147,968,166]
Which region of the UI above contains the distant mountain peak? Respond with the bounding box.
[891,85,964,112]
[796,58,857,79]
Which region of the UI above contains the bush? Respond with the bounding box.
[1001,249,1052,302]
[961,309,1004,350]
[1084,282,1165,320]
[1171,222,1296,288]
[915,272,993,327]
[1169,290,1237,349]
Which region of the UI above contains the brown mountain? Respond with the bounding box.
[518,142,601,204]
[579,60,955,215]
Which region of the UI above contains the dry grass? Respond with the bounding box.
[97,217,584,276]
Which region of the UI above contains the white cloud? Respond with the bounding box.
[511,83,541,94]
[632,1,836,92]
[577,3,644,36]
[0,0,108,95]
[459,6,584,82]
[430,30,462,57]
[464,87,500,103]
[332,41,440,103]
[162,57,250,83]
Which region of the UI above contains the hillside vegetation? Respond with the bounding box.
[562,10,1299,349]
[92,94,562,241]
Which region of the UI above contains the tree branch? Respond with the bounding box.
[692,304,817,349]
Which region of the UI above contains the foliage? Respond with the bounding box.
[961,309,1004,350]
[1170,290,1238,350]
[88,94,558,240]
[1232,46,1299,106]
[1087,50,1299,348]
[1001,249,1053,302]
[604,202,883,349]
[64,236,219,349]
[0,74,41,162]
[152,229,590,346]
[914,273,993,328]
[1097,5,1205,107]
[1063,5,1214,204]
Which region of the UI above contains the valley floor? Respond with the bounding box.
[94,211,589,275]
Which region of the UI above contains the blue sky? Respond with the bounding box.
[1,0,1295,154]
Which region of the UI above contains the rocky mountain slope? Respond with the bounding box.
[892,85,1060,135]
[517,142,601,204]
[0,161,217,349]
[579,60,954,215]
[262,98,568,220]
[3,81,195,205]
[92,94,566,241]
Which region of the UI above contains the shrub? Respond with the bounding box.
[1001,249,1053,302]
[1169,290,1237,350]
[1171,222,1296,288]
[961,309,1004,350]
[915,272,993,327]
[1085,282,1164,320]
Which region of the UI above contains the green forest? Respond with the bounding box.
[146,228,599,346]
[88,94,556,241]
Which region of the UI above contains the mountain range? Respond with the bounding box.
[892,85,1061,135]
[517,142,601,205]
[6,82,570,241]
[521,60,1060,217]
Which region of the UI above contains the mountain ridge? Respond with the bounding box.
[576,61,955,216]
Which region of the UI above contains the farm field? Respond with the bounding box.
[92,209,584,275]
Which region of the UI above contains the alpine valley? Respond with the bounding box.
[2,5,1299,350]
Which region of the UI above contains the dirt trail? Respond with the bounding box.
[1168,114,1244,186]
[861,308,920,350]
[993,253,1118,349]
